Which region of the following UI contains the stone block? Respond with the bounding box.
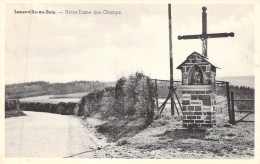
[187,91,195,94]
[195,120,204,123]
[198,95,211,100]
[183,120,194,123]
[186,66,191,72]
[187,116,196,119]
[196,116,202,119]
[205,115,211,120]
[190,100,202,105]
[204,71,211,78]
[182,106,187,111]
[202,106,211,111]
[201,123,213,127]
[195,91,205,94]
[183,116,186,119]
[182,100,190,105]
[203,100,211,106]
[191,95,197,100]
[206,112,212,115]
[182,73,188,79]
[201,65,206,71]
[211,71,215,77]
[194,112,202,115]
[195,106,202,111]
[191,60,197,63]
[182,91,187,94]
[188,106,194,111]
[183,112,193,115]
[182,94,191,100]
[206,65,211,71]
[182,67,186,72]
[206,91,212,94]
[187,124,198,128]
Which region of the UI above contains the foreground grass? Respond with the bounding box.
[88,113,254,158]
[96,116,149,142]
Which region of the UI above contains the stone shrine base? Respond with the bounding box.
[181,85,216,128]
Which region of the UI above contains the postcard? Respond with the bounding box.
[1,1,259,164]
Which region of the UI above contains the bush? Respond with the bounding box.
[124,72,155,124]
[79,72,156,121]
[114,77,126,115]
[78,72,156,141]
[78,90,104,117]
[5,99,19,111]
[5,99,26,118]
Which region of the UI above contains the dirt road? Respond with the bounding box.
[5,111,106,157]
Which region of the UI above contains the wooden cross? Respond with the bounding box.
[178,6,234,58]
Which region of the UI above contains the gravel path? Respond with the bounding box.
[5,111,106,157]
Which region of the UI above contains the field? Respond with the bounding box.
[19,92,89,104]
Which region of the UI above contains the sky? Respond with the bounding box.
[5,3,255,84]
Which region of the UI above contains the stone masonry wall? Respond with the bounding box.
[181,64,216,85]
[182,86,216,128]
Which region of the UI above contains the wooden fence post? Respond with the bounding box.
[226,82,232,124]
[155,79,159,109]
[231,91,235,125]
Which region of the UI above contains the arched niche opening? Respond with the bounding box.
[188,64,203,85]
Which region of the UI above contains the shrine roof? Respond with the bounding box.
[176,51,219,69]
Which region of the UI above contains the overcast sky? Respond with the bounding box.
[5,3,255,84]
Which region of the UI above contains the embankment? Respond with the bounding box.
[19,102,78,115]
[5,99,79,117]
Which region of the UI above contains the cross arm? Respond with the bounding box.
[178,32,234,40]
[178,34,202,40]
[206,32,234,38]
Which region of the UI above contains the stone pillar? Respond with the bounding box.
[181,85,216,128]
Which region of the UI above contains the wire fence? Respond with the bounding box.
[151,79,254,124]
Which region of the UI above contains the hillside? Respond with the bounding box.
[5,75,254,99]
[217,76,254,88]
[5,81,115,99]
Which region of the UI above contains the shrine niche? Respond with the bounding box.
[188,65,203,85]
[176,51,218,85]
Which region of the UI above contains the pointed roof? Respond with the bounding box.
[176,51,219,69]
